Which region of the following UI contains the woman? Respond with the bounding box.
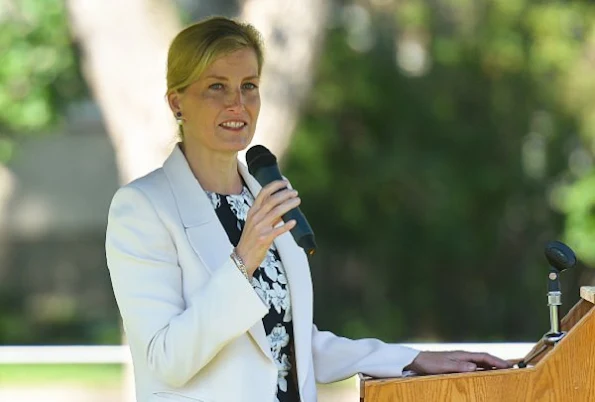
[105,16,510,402]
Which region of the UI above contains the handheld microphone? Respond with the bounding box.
[246,145,317,255]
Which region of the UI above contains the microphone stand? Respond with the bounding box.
[517,268,566,368]
[543,268,566,344]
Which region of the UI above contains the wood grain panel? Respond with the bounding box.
[523,298,592,366]
[364,369,533,402]
[362,295,595,402]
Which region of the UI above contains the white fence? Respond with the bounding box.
[0,343,535,364]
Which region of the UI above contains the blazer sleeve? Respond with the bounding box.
[105,186,268,387]
[311,324,420,383]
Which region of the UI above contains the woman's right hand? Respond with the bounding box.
[235,180,301,276]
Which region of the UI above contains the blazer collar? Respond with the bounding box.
[162,143,213,228]
[162,143,260,228]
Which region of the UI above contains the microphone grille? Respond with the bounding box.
[246,145,277,175]
[545,241,577,272]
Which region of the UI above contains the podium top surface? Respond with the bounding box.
[580,286,595,304]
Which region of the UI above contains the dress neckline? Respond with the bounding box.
[205,185,250,198]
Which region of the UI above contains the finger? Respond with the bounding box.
[263,189,298,214]
[253,180,288,207]
[263,197,301,225]
[456,360,478,372]
[469,353,511,369]
[257,219,296,246]
[478,354,512,369]
[252,190,298,223]
[270,219,296,238]
[454,352,511,370]
[272,216,284,227]
[251,182,291,215]
[429,357,476,374]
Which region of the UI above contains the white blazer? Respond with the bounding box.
[105,144,420,402]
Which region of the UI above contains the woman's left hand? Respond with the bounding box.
[404,351,512,375]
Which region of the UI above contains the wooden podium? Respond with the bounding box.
[359,286,595,402]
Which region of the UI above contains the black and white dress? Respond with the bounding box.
[205,186,300,402]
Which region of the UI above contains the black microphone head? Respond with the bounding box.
[246,145,277,175]
[545,241,576,272]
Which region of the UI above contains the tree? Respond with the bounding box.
[65,0,182,184]
[0,0,87,162]
[240,0,331,160]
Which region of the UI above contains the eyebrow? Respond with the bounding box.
[204,75,260,81]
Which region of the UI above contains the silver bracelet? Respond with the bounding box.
[230,249,250,281]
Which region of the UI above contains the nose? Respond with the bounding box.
[226,88,245,111]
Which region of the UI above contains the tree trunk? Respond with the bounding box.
[66,0,181,185]
[240,0,331,162]
[66,1,182,400]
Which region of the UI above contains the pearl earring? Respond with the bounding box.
[175,111,183,125]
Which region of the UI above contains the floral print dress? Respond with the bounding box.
[205,186,300,402]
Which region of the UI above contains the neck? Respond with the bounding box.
[180,141,243,195]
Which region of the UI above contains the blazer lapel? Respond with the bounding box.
[239,163,314,394]
[163,145,273,363]
[272,232,313,394]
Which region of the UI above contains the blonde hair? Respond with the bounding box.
[166,17,264,138]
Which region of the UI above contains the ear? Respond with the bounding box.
[167,91,182,114]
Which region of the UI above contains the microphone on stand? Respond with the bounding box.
[246,145,317,255]
[517,241,577,368]
[543,241,576,343]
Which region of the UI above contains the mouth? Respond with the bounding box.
[219,120,248,131]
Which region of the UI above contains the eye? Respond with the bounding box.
[242,82,258,90]
[209,83,224,90]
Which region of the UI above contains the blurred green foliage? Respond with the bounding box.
[284,0,595,342]
[0,0,87,161]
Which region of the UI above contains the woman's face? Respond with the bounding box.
[170,47,261,154]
